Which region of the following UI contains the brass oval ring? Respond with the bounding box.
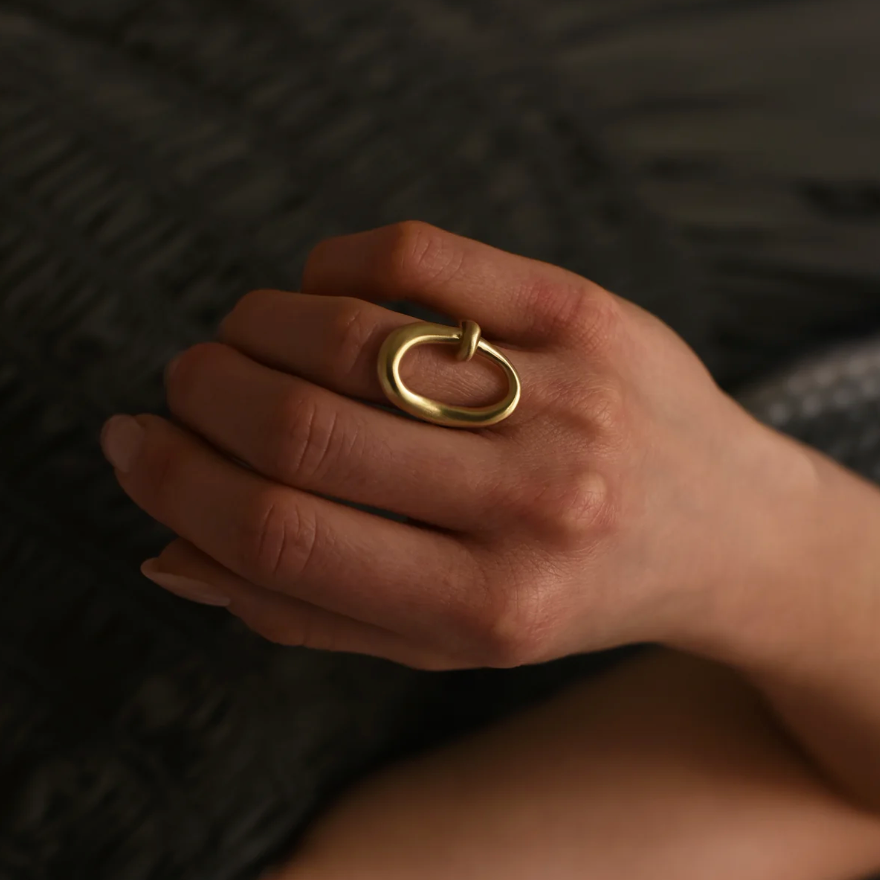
[377,320,521,428]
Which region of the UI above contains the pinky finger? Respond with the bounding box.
[142,538,466,671]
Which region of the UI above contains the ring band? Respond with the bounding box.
[377,319,521,428]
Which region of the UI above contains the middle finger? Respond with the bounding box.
[217,289,528,410]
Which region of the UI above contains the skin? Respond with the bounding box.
[100,221,880,872]
[265,649,880,880]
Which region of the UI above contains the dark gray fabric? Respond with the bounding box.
[1,1,879,878]
[741,333,880,482]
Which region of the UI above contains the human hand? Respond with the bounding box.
[100,221,806,669]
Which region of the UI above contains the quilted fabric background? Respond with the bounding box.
[1,1,880,877]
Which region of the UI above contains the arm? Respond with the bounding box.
[102,220,880,818]
[669,416,880,812]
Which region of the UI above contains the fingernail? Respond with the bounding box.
[140,558,231,607]
[101,415,145,473]
[164,354,181,385]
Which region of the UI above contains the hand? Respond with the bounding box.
[100,221,802,670]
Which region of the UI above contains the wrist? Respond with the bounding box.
[660,412,880,811]
[663,408,880,675]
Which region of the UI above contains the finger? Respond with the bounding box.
[144,538,463,670]
[165,341,502,530]
[100,413,482,647]
[301,221,600,347]
[218,290,514,408]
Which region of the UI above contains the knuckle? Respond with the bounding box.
[559,286,624,357]
[581,379,627,436]
[544,375,628,441]
[481,589,550,667]
[227,288,274,323]
[451,569,550,667]
[141,427,185,508]
[271,391,353,485]
[218,289,277,341]
[302,238,336,290]
[381,220,459,291]
[513,466,618,544]
[238,492,318,583]
[166,341,225,397]
[551,470,618,540]
[328,299,375,382]
[522,276,582,340]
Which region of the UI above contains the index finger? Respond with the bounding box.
[301,221,599,347]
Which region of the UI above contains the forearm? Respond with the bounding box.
[672,415,880,811]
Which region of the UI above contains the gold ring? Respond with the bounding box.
[377,319,521,428]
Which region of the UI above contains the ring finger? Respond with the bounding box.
[165,341,502,530]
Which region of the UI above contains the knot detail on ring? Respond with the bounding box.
[377,319,521,428]
[455,320,481,362]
